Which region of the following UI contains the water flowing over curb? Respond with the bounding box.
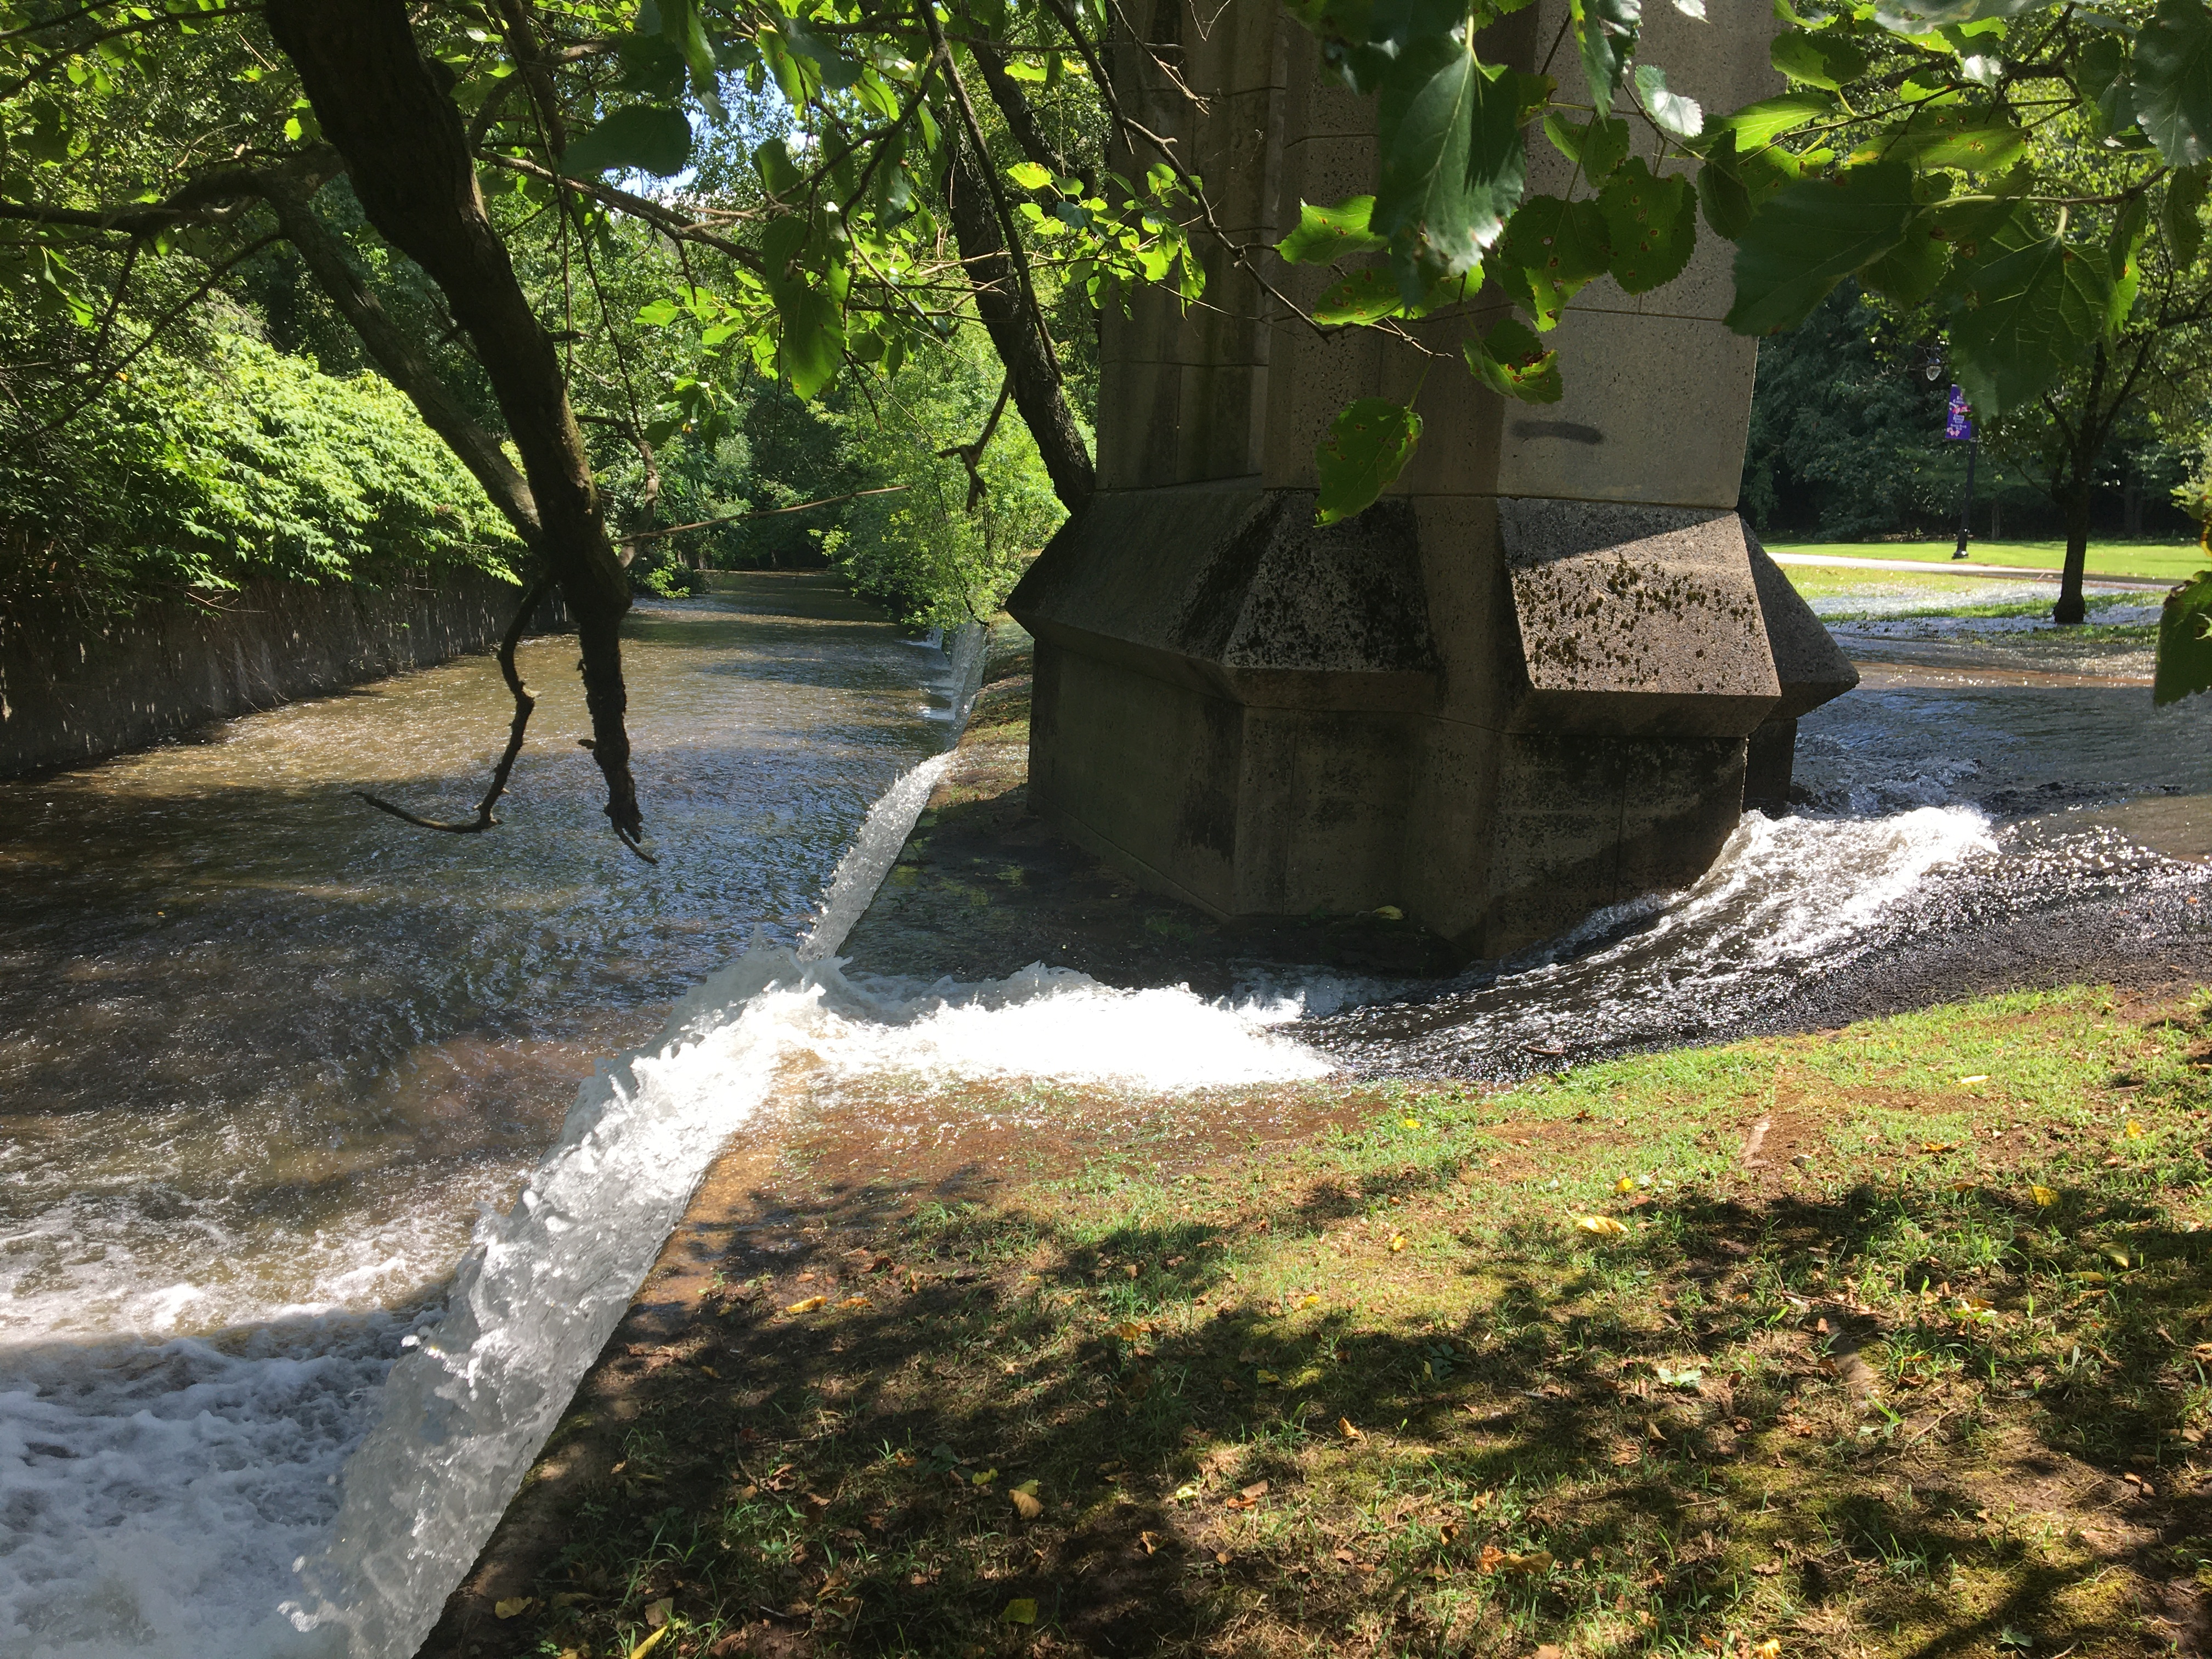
[282,620,1080,1656]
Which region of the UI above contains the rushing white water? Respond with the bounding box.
[13,601,2193,1657]
[286,946,1332,1657]
[1314,804,2002,1071]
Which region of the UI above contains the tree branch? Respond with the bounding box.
[354,572,550,832]
[623,484,914,543]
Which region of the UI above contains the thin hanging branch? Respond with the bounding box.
[621,483,913,544]
[936,375,1011,512]
[354,572,552,834]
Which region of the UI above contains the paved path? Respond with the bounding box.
[1768,551,2172,591]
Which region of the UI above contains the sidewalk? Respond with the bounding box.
[1769,551,2172,591]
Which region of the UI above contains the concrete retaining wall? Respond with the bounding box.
[0,572,564,776]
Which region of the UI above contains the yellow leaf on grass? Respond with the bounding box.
[1615,1176,1636,1195]
[1403,1119,1422,1130]
[2126,1120,2145,1139]
[1959,1075,1990,1085]
[1751,1642,1781,1659]
[1922,1141,1956,1154]
[644,1598,674,1629]
[2103,1246,2131,1269]
[785,1295,827,1314]
[970,1468,998,1485]
[840,1295,870,1308]
[1112,1320,1147,1342]
[1374,905,1404,921]
[1577,1215,1629,1238]
[2030,1185,2059,1207]
[493,1596,534,1619]
[1256,1369,1280,1384]
[1003,1598,1038,1624]
[628,1628,670,1659]
[1339,1417,1364,1441]
[1387,1234,1407,1252]
[1010,1487,1044,1520]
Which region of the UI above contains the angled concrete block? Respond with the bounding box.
[1009,0,1858,960]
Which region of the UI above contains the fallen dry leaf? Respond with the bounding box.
[1139,1531,1160,1555]
[1338,1417,1364,1441]
[784,1296,827,1315]
[628,1629,670,1659]
[840,1295,870,1309]
[493,1596,533,1619]
[1615,1176,1637,1195]
[1240,1480,1271,1500]
[1576,1215,1629,1238]
[1002,1598,1037,1625]
[1921,1141,1956,1154]
[2127,1120,2146,1139]
[1010,1487,1044,1520]
[1387,1234,1407,1252]
[644,1597,674,1629]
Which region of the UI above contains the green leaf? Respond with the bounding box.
[2155,569,2212,705]
[1373,45,1527,304]
[1597,159,1697,294]
[1315,398,1423,524]
[2135,0,2212,168]
[1694,127,1803,239]
[1849,106,2028,174]
[1312,267,1408,323]
[1544,114,1632,184]
[1859,211,1950,302]
[775,280,847,399]
[1633,65,1702,139]
[1700,89,1836,149]
[1872,0,2059,25]
[1494,194,1611,326]
[1572,0,1642,114]
[1770,29,1869,89]
[1726,159,1915,335]
[1465,317,1564,402]
[1277,196,1386,264]
[776,13,862,92]
[754,136,802,198]
[2166,161,2208,268]
[1007,160,1054,191]
[561,104,692,178]
[1943,224,2115,417]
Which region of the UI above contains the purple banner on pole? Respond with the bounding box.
[1945,385,1974,442]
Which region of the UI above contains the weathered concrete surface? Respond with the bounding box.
[1009,0,1857,958]
[842,623,1458,988]
[0,572,561,775]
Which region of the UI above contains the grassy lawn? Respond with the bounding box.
[478,984,2212,1659]
[1767,540,2202,584]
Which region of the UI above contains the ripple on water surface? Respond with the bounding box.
[0,582,952,1657]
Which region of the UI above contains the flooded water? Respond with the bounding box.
[0,578,966,1656]
[5,580,2209,1658]
[1313,619,2212,1076]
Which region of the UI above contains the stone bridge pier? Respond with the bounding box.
[1006,0,1858,960]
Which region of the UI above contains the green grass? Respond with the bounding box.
[475,984,2212,1659]
[1767,539,2202,583]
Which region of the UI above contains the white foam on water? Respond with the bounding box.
[284,949,1333,1657]
[1,601,2005,1659]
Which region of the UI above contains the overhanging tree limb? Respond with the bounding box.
[266,0,650,854]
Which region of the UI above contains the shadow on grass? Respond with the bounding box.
[434,1141,2212,1659]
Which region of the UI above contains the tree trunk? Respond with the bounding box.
[942,131,1096,512]
[2054,481,2092,624]
[264,0,647,847]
